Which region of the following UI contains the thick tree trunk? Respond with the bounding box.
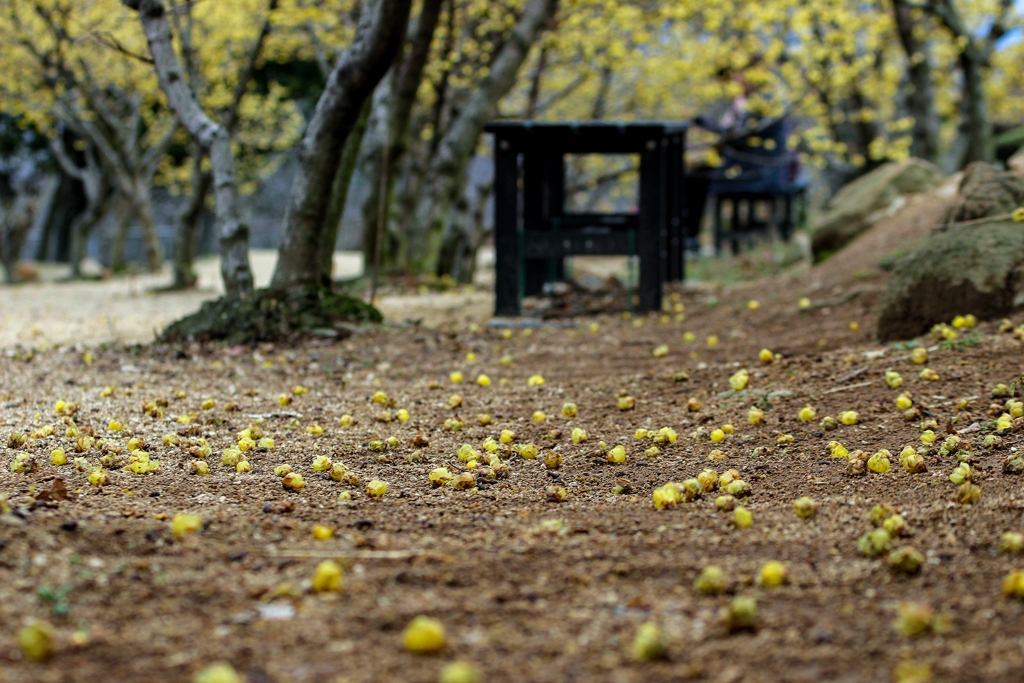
[359,0,444,278]
[126,0,254,296]
[271,0,413,292]
[892,0,940,163]
[409,0,559,274]
[318,96,373,284]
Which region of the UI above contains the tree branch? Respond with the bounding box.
[48,132,87,182]
[223,0,279,132]
[142,120,181,177]
[305,20,334,81]
[76,31,155,64]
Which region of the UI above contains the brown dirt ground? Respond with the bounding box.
[2,182,1024,683]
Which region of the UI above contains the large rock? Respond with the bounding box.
[877,164,1024,341]
[811,159,943,259]
[943,162,1024,222]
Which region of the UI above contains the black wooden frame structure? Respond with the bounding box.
[485,122,688,317]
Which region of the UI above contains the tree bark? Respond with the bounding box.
[133,180,164,271]
[270,0,413,292]
[956,46,992,165]
[409,0,559,274]
[0,201,35,283]
[110,199,133,271]
[167,0,277,290]
[359,0,444,278]
[892,0,940,163]
[922,0,1002,166]
[49,136,115,277]
[522,45,548,120]
[171,146,211,289]
[318,96,373,284]
[125,0,254,296]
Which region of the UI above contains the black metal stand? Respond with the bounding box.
[486,122,688,317]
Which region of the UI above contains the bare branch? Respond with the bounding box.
[223,0,279,132]
[305,20,334,81]
[142,120,181,177]
[74,32,154,64]
[527,69,587,118]
[48,133,87,182]
[985,0,1014,53]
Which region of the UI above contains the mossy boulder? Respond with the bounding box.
[943,162,1024,223]
[811,159,942,260]
[877,219,1024,341]
[159,288,382,345]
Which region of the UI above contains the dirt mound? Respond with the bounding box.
[810,158,942,260]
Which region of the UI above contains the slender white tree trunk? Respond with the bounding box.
[125,0,254,296]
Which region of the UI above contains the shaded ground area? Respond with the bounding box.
[2,178,1024,683]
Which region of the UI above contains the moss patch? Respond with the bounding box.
[159,288,382,345]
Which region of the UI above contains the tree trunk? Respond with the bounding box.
[111,197,133,270]
[35,172,85,263]
[461,180,492,283]
[359,0,445,279]
[171,147,211,290]
[123,179,164,272]
[409,0,559,274]
[0,202,35,284]
[436,194,469,278]
[48,137,114,278]
[318,96,373,284]
[390,150,425,273]
[126,0,254,296]
[271,0,413,292]
[162,1,275,291]
[67,187,113,278]
[110,198,133,272]
[957,45,993,166]
[920,0,996,168]
[892,0,940,163]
